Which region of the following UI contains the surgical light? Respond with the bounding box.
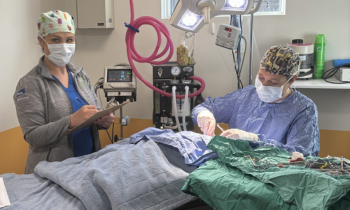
[222,0,247,12]
[170,0,263,33]
[227,0,246,8]
[180,9,202,27]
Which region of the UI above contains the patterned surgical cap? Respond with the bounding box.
[260,45,301,76]
[37,10,75,37]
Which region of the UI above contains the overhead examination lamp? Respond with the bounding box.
[170,0,263,33]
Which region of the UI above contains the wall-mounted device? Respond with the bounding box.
[64,0,114,29]
[216,24,241,50]
[77,0,114,28]
[152,62,201,131]
[103,64,137,104]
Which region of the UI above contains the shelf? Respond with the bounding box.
[292,79,350,89]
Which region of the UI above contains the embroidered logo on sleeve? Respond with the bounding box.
[16,89,25,97]
[78,78,88,87]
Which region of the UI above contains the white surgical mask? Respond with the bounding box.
[255,75,294,103]
[40,35,75,67]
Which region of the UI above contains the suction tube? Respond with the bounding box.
[125,0,205,99]
[172,86,182,132]
[183,86,189,131]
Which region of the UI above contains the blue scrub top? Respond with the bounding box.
[52,69,94,157]
[191,85,320,157]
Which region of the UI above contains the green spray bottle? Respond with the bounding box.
[313,34,325,79]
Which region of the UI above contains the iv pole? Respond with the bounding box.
[249,13,254,85]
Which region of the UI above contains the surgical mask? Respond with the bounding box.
[40,35,75,67]
[255,75,294,103]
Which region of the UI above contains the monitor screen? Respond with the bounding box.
[107,69,132,82]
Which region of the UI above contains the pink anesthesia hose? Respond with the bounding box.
[125,0,205,99]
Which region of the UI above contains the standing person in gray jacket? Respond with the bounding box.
[13,10,115,174]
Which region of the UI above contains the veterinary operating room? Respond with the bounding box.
[1,0,350,209]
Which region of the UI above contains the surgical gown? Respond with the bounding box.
[192,85,320,156]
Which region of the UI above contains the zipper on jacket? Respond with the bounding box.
[71,70,100,152]
[54,80,74,149]
[71,70,90,106]
[54,80,74,115]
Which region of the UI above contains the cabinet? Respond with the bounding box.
[76,0,114,29]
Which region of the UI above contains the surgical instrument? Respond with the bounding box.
[217,124,224,132]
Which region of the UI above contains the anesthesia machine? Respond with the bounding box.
[152,62,204,131]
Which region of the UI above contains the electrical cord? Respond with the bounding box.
[240,15,243,34]
[97,87,114,143]
[112,122,115,142]
[105,130,113,144]
[192,34,196,57]
[230,15,241,89]
[232,50,244,89]
[229,15,246,90]
[110,122,121,142]
[95,78,114,144]
[217,45,234,73]
[322,63,350,84]
[238,35,247,78]
[238,15,242,63]
[237,16,247,89]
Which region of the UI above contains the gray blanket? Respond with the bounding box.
[2,140,196,210]
[2,173,84,209]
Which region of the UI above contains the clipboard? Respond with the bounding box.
[65,101,129,136]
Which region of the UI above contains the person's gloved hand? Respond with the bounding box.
[197,110,216,137]
[220,129,258,141]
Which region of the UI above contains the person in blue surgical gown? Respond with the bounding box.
[192,45,320,156]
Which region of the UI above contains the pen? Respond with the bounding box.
[76,97,85,104]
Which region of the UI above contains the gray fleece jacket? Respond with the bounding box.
[14,56,103,174]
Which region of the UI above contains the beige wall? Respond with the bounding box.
[0,0,42,132]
